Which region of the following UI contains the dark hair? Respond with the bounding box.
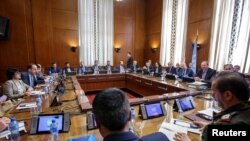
[6,68,19,80]
[65,62,69,65]
[36,64,41,68]
[93,88,130,131]
[27,64,34,70]
[51,62,57,65]
[213,72,249,102]
[156,62,162,67]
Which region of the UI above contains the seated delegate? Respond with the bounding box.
[2,68,32,99]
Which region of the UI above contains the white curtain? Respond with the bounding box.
[160,0,189,66]
[209,0,250,73]
[232,0,250,73]
[78,0,113,66]
[209,0,235,71]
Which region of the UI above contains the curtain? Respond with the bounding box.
[160,0,189,66]
[209,0,235,71]
[78,0,113,66]
[209,0,250,73]
[232,0,250,73]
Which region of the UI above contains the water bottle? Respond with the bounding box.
[8,117,20,141]
[50,119,59,141]
[44,86,49,94]
[130,107,136,133]
[36,95,42,113]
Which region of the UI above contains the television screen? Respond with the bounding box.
[0,16,10,40]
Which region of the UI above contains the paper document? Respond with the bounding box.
[16,102,37,110]
[30,90,45,96]
[159,122,187,141]
[198,108,220,117]
[170,119,201,134]
[188,81,207,86]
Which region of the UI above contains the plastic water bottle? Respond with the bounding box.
[36,95,42,113]
[8,117,20,141]
[130,107,136,133]
[44,86,49,94]
[50,119,59,141]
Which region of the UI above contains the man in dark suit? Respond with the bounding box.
[21,64,38,88]
[130,60,140,72]
[143,62,154,74]
[63,62,74,75]
[77,61,87,74]
[105,60,113,72]
[195,61,216,82]
[127,52,133,68]
[48,62,61,74]
[166,62,176,74]
[154,62,162,74]
[93,88,169,141]
[177,62,194,78]
[115,61,126,73]
[92,60,102,73]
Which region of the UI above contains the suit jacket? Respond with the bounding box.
[105,65,113,71]
[104,131,169,141]
[48,67,61,74]
[63,67,74,74]
[127,57,133,68]
[196,68,216,81]
[154,66,162,73]
[77,66,87,74]
[91,65,102,72]
[115,65,126,72]
[130,64,140,72]
[178,68,194,78]
[2,80,32,99]
[166,67,177,74]
[21,72,37,87]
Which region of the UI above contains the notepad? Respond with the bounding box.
[16,102,37,110]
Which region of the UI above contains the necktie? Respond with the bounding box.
[29,74,34,87]
[202,70,207,80]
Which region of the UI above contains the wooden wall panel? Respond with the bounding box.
[0,0,35,82]
[144,0,163,64]
[134,0,146,66]
[32,0,79,69]
[185,0,214,67]
[113,0,145,67]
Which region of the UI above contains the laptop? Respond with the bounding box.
[165,74,176,80]
[30,113,70,134]
[182,77,195,83]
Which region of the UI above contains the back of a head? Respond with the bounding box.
[213,72,250,102]
[93,88,130,131]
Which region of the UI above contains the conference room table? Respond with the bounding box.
[1,73,214,141]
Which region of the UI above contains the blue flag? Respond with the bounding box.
[191,30,198,75]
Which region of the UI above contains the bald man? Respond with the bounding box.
[195,61,216,82]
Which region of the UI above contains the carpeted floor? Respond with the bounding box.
[86,90,138,104]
